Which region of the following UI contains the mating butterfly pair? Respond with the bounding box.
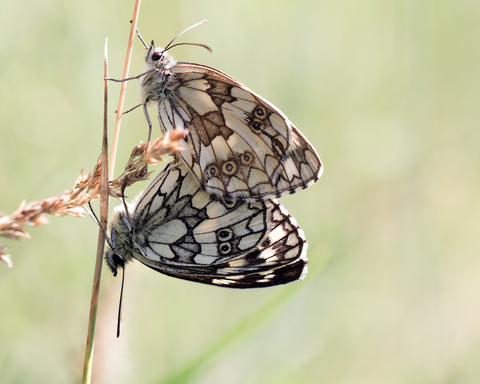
[105,25,323,288]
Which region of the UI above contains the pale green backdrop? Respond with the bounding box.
[1,1,480,383]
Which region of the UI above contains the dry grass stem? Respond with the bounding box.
[0,129,187,265]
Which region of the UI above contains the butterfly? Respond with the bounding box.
[119,21,323,202]
[105,160,308,288]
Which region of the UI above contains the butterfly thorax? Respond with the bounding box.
[139,45,177,105]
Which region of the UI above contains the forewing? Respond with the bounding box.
[155,63,323,202]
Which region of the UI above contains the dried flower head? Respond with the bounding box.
[0,129,187,265]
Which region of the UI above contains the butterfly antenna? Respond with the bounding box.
[116,264,126,338]
[84,202,114,249]
[135,28,149,48]
[164,19,208,51]
[166,42,212,53]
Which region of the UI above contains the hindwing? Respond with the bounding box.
[106,161,308,288]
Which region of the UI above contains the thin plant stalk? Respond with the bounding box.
[109,0,142,180]
[82,1,141,380]
[81,38,110,384]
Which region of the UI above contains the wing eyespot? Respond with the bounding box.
[250,119,264,132]
[222,160,238,176]
[205,164,220,180]
[219,242,232,255]
[253,106,268,120]
[217,228,234,241]
[240,151,254,166]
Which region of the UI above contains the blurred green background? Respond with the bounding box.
[1,0,480,383]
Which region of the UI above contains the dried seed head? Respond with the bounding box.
[0,128,187,265]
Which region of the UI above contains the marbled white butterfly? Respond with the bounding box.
[115,21,323,202]
[105,160,308,288]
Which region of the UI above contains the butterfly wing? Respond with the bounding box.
[150,62,323,202]
[123,160,308,288]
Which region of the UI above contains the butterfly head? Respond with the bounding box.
[144,41,176,71]
[105,246,124,277]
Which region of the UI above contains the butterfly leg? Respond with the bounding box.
[143,103,153,143]
[120,103,143,115]
[105,68,157,83]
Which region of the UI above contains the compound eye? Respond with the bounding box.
[152,51,162,61]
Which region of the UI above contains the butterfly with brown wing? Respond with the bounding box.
[111,21,323,202]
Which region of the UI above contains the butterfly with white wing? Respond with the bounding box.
[112,21,323,202]
[105,160,308,288]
